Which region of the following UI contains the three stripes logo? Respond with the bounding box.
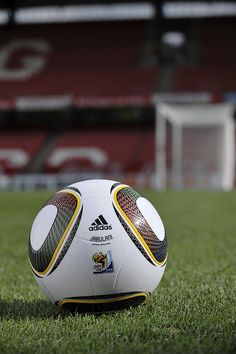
[89,215,112,231]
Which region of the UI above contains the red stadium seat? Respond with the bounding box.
[174,66,236,92]
[0,21,158,105]
[0,131,47,174]
[44,129,155,174]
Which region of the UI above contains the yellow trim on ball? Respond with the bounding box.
[113,185,167,267]
[58,292,149,307]
[32,189,81,276]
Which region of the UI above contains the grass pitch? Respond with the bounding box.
[0,189,235,354]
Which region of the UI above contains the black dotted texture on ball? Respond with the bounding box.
[115,187,167,264]
[57,292,148,314]
[50,206,83,274]
[29,192,78,273]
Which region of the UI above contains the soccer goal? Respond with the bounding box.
[154,103,235,190]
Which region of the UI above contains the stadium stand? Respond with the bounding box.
[174,66,236,92]
[0,5,235,188]
[0,21,158,105]
[44,129,154,174]
[173,18,236,93]
[199,19,236,66]
[0,131,48,174]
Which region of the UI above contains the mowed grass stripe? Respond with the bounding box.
[0,190,235,354]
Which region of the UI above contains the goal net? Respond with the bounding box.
[155,103,235,190]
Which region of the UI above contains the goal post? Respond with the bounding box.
[154,102,235,190]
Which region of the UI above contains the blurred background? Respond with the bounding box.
[0,0,235,190]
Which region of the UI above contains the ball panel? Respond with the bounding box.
[29,190,81,276]
[57,292,149,313]
[136,197,165,241]
[49,206,83,275]
[113,185,168,266]
[69,179,118,198]
[30,205,57,251]
[113,206,154,265]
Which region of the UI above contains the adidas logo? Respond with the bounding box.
[89,215,112,231]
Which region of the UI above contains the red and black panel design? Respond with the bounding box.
[57,291,149,313]
[29,191,81,276]
[49,206,83,275]
[114,186,167,266]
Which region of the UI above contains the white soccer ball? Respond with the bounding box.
[28,179,167,313]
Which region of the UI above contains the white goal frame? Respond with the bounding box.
[155,102,235,190]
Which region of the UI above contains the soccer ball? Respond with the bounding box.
[28,179,167,313]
